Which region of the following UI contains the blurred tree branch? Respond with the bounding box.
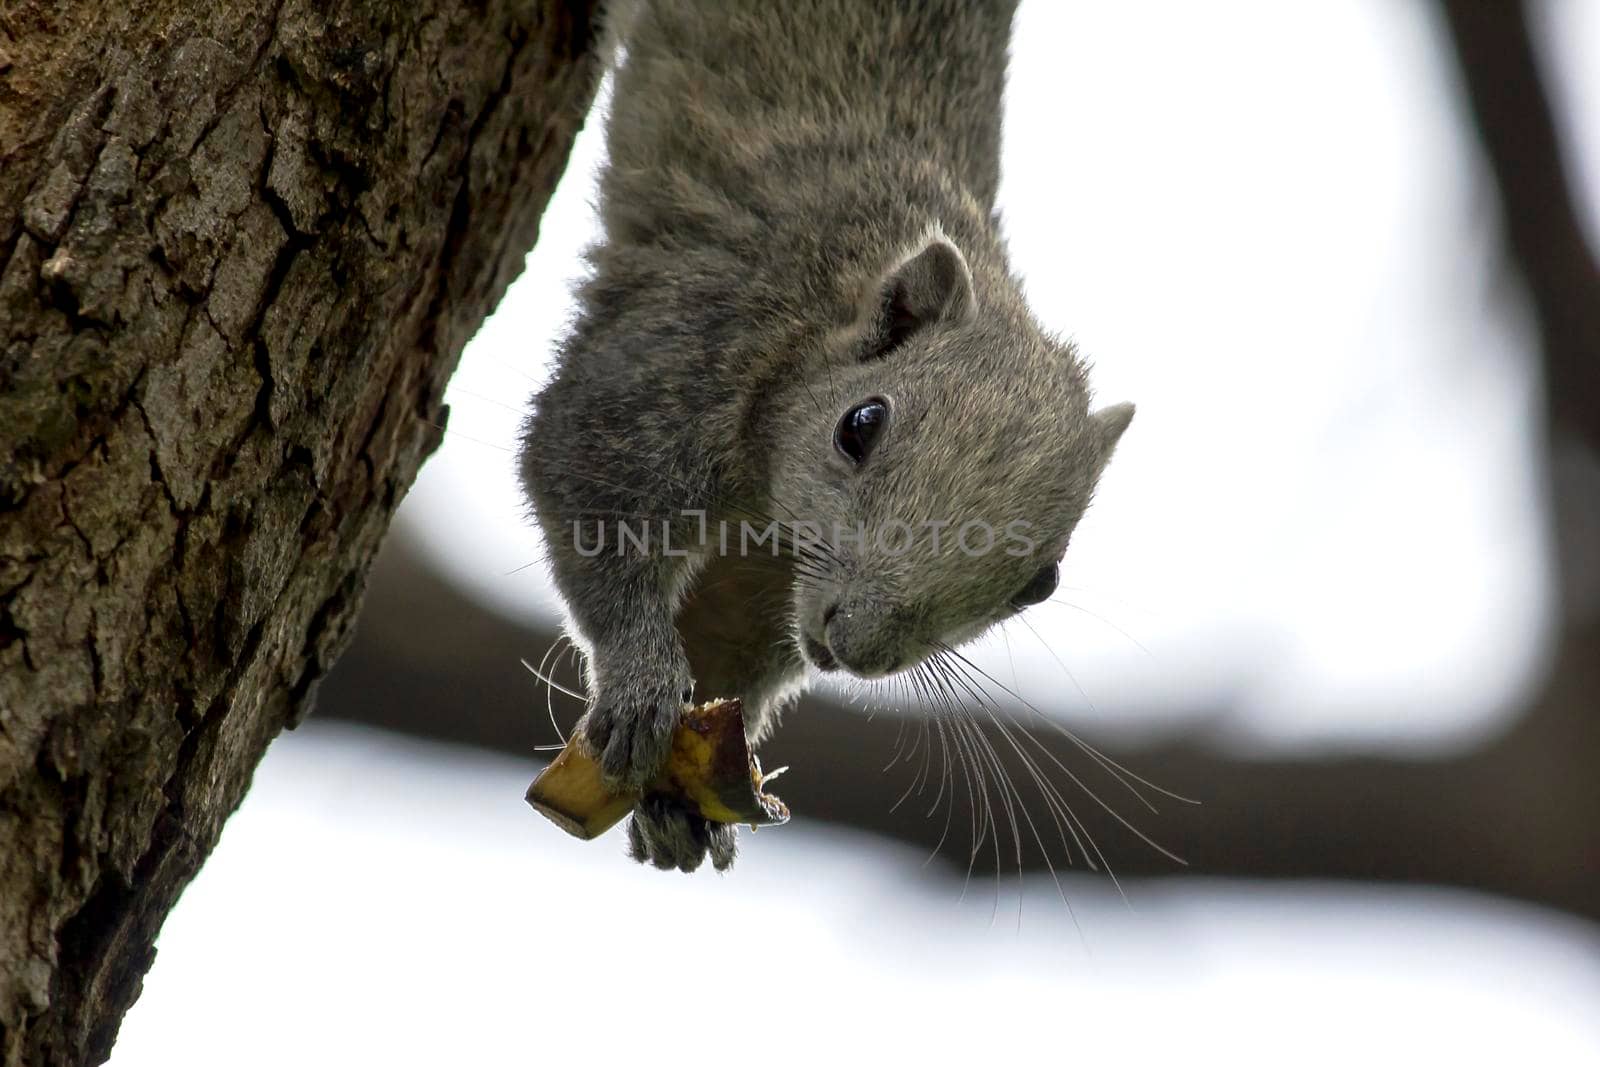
[1439,0,1600,452]
[327,533,1600,922]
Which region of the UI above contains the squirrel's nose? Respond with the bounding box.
[823,602,901,678]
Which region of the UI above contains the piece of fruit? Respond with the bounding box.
[525,697,790,840]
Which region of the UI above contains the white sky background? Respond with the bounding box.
[110,724,1600,1066]
[110,5,1600,1063]
[396,0,1598,758]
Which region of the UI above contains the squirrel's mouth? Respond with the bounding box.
[802,635,839,672]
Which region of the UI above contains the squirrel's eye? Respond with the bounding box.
[835,398,889,464]
[1011,562,1059,608]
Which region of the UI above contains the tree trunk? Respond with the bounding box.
[0,1,603,1062]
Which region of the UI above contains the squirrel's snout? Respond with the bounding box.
[823,602,904,678]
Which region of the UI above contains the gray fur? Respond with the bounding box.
[520,0,1133,872]
[628,795,738,873]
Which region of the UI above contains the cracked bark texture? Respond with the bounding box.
[0,1,602,1063]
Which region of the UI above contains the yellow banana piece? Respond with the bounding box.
[525,698,790,841]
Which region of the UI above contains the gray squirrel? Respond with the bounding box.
[520,0,1133,873]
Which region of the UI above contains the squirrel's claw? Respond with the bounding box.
[627,795,738,873]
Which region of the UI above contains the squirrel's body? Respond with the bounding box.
[521,0,1133,872]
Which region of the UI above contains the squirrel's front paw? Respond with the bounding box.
[581,677,688,790]
[627,795,738,873]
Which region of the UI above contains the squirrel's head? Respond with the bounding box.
[768,228,1132,679]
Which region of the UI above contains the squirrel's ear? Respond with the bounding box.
[866,233,975,357]
[1091,402,1134,472]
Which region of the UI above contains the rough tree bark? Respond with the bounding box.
[0,1,603,1063]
